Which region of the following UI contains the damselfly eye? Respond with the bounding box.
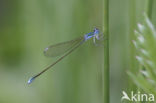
[94,28,99,34]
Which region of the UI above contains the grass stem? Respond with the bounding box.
[145,0,154,19]
[103,0,109,102]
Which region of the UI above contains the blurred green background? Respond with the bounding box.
[0,0,156,103]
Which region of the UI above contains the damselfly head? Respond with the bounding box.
[93,28,99,35]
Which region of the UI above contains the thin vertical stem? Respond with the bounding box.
[103,0,109,102]
[145,0,154,19]
[129,0,137,75]
[128,0,140,93]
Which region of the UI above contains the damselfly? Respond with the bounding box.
[28,28,102,84]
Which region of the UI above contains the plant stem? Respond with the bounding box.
[128,0,137,77]
[103,0,109,102]
[145,0,154,19]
